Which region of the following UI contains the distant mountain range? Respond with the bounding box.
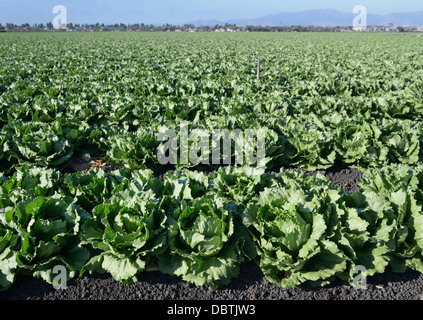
[189,9,423,27]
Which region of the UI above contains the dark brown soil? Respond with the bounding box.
[310,163,363,193]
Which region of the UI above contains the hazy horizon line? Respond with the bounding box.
[2,7,423,26]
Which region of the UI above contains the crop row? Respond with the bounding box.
[1,33,423,123]
[2,32,423,292]
[1,114,422,173]
[1,163,423,291]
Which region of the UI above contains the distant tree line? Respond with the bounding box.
[0,22,420,33]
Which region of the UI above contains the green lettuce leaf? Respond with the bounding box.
[81,189,168,284]
[158,195,255,289]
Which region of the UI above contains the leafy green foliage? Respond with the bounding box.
[1,32,423,291]
[3,122,74,169]
[358,164,423,274]
[242,172,347,288]
[0,194,90,289]
[105,128,161,169]
[158,195,255,289]
[0,165,423,290]
[1,33,423,171]
[80,190,168,284]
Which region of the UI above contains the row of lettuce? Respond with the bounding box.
[0,113,422,173]
[1,163,423,291]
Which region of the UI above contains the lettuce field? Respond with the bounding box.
[1,32,423,293]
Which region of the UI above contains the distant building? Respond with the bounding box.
[353,25,368,32]
[371,25,388,32]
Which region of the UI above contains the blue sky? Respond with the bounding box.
[0,0,422,25]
